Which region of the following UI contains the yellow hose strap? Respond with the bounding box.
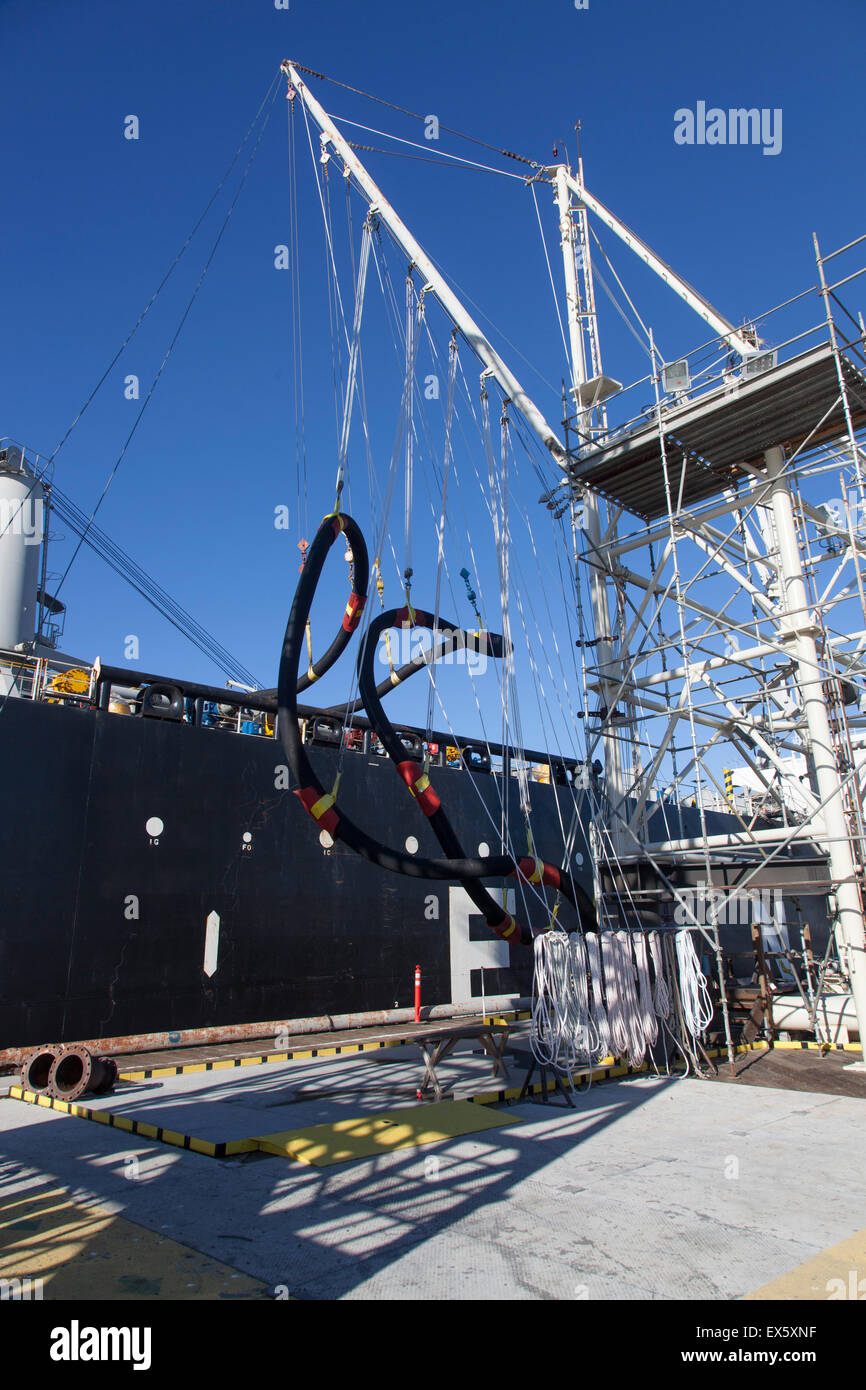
[310,790,335,821]
[525,828,544,884]
[384,631,397,680]
[311,772,341,822]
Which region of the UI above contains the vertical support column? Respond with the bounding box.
[554,165,628,852]
[765,444,866,1060]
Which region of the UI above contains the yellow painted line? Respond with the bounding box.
[160,1128,186,1147]
[189,1138,215,1156]
[8,1088,256,1159]
[0,1185,270,1300]
[255,1099,521,1167]
[744,1226,866,1301]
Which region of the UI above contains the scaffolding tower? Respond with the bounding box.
[557,205,866,1063]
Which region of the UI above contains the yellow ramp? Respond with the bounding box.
[255,1099,521,1167]
[744,1226,866,1301]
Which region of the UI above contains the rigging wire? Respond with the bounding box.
[285,61,542,170]
[53,86,281,601]
[287,88,309,544]
[48,483,260,687]
[0,73,283,549]
[332,115,529,180]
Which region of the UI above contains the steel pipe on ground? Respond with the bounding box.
[20,1046,60,1095]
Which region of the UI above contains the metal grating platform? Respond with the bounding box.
[570,341,866,519]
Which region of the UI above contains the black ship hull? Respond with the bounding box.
[1,695,593,1050]
[2,687,818,1055]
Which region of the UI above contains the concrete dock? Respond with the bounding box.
[1,1029,864,1301]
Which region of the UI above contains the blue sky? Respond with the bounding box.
[2,0,864,760]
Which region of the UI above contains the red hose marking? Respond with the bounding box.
[514,856,561,890]
[342,592,367,632]
[493,913,519,942]
[395,760,441,816]
[393,608,432,628]
[544,863,562,890]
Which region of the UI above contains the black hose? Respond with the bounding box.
[277,511,595,943]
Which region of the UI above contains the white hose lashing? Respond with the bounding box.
[601,932,630,1059]
[614,931,648,1068]
[633,932,658,1048]
[531,930,600,1073]
[535,929,713,1077]
[585,932,612,1060]
[675,929,714,1037]
[648,930,671,1020]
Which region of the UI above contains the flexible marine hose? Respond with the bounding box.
[277,510,593,944]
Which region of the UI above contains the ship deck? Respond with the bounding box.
[1,1025,865,1302]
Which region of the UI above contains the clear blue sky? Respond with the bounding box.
[2,0,864,758]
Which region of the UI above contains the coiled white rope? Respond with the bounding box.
[601,931,630,1059]
[675,929,714,1037]
[585,932,612,1060]
[633,932,658,1048]
[531,930,599,1073]
[614,931,649,1068]
[545,929,713,1078]
[648,930,671,1020]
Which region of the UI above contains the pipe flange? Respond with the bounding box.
[20,1046,61,1096]
[49,1046,95,1103]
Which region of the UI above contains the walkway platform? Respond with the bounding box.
[570,341,866,518]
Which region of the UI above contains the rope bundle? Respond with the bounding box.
[675,928,714,1036]
[530,930,600,1073]
[648,930,671,1019]
[531,927,714,1079]
[585,932,612,1060]
[633,931,658,1048]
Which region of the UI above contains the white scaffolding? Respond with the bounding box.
[560,210,866,1061]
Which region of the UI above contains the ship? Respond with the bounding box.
[1,59,862,1066]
